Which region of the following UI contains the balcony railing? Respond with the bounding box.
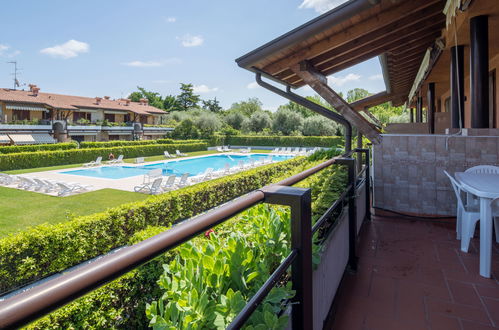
[0,149,370,329]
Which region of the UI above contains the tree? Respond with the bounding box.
[224,111,246,130]
[171,118,199,139]
[302,116,338,136]
[177,83,200,111]
[195,112,222,138]
[272,109,304,135]
[228,98,262,117]
[128,87,165,110]
[346,88,370,103]
[163,95,181,112]
[202,98,223,113]
[242,111,272,132]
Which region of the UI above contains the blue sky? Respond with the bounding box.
[0,0,385,110]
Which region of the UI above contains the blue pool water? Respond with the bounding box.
[61,154,293,179]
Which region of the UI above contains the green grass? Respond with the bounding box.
[0,149,272,236]
[0,188,148,237]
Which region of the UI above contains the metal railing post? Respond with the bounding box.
[336,157,357,272]
[261,185,313,330]
[354,148,371,222]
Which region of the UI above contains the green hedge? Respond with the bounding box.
[225,135,344,148]
[0,157,305,293]
[0,142,78,154]
[0,143,207,171]
[79,140,159,148]
[80,139,207,148]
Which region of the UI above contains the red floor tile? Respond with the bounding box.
[326,215,499,329]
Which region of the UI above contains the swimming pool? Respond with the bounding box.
[61,154,293,179]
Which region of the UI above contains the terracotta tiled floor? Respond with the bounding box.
[330,215,499,330]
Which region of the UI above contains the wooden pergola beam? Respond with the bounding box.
[290,61,382,144]
[349,91,393,111]
[262,0,442,76]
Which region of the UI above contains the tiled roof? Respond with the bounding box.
[0,88,165,115]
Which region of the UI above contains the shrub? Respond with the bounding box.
[194,112,223,138]
[0,142,78,154]
[171,118,200,139]
[0,143,207,171]
[242,111,272,133]
[272,109,304,135]
[225,135,343,148]
[0,157,305,293]
[302,116,339,136]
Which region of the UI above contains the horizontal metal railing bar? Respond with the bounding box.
[0,191,265,329]
[0,156,342,329]
[227,249,298,330]
[311,185,351,235]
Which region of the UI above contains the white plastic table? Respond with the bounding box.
[455,172,499,278]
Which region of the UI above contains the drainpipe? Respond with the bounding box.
[255,73,352,152]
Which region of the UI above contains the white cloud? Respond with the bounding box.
[369,74,383,80]
[193,84,218,94]
[298,0,348,13]
[329,73,361,86]
[247,82,260,89]
[0,44,9,55]
[0,44,20,57]
[40,39,89,59]
[166,17,176,23]
[122,58,181,67]
[177,34,204,47]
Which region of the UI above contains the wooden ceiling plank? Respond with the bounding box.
[261,0,443,75]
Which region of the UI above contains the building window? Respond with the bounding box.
[12,110,30,121]
[73,112,91,122]
[104,113,115,122]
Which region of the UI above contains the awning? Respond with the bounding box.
[68,131,98,136]
[5,104,48,112]
[107,131,132,135]
[32,134,57,144]
[0,135,10,144]
[74,109,98,113]
[8,134,36,145]
[104,110,127,115]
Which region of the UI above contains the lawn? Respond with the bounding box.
[0,187,148,237]
[0,149,272,236]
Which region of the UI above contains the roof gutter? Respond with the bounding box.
[236,0,380,69]
[255,73,352,152]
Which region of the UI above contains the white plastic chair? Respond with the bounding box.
[444,170,499,252]
[176,173,190,188]
[107,155,124,165]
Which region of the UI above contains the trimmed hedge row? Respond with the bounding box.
[225,135,344,148]
[79,140,161,148]
[0,157,305,293]
[0,142,207,171]
[0,142,78,154]
[79,139,207,149]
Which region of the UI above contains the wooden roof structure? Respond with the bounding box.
[236,0,447,108]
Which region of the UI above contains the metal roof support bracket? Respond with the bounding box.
[290,61,382,144]
[254,72,352,152]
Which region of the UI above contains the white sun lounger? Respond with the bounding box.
[83,156,102,167]
[223,146,232,152]
[176,173,190,188]
[191,168,214,183]
[107,155,124,165]
[164,151,176,158]
[57,182,91,196]
[214,163,231,177]
[176,150,187,157]
[134,177,163,195]
[162,175,177,191]
[216,146,224,152]
[136,157,145,164]
[0,173,17,185]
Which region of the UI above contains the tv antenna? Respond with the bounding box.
[7,61,22,90]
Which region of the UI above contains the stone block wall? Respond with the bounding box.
[373,134,499,216]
